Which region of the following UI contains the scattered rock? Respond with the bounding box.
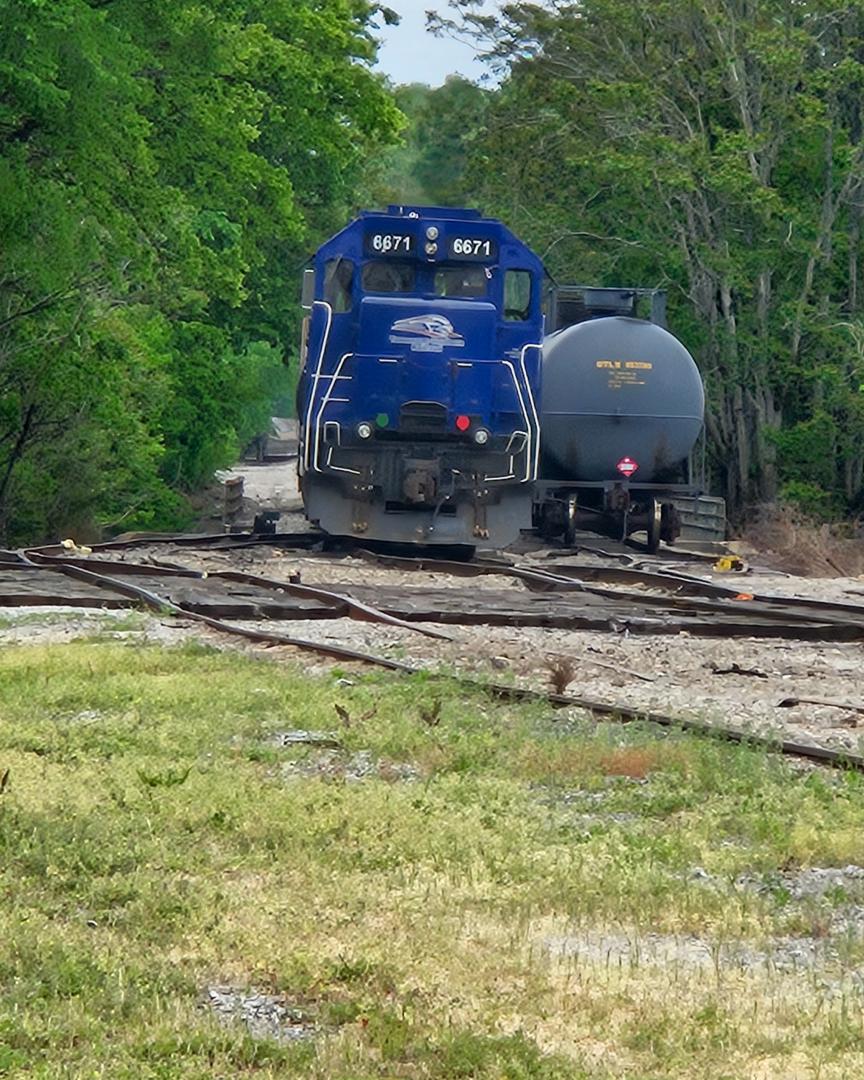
[570,812,641,828]
[281,749,420,783]
[542,928,849,979]
[271,729,342,749]
[205,987,317,1044]
[736,865,864,901]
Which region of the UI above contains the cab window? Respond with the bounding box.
[324,258,354,313]
[504,270,533,321]
[435,266,487,298]
[362,261,416,293]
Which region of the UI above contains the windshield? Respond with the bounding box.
[362,261,416,293]
[434,266,488,298]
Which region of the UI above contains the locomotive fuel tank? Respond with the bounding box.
[540,316,704,482]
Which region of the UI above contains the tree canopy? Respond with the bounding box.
[9,0,864,538]
[431,0,864,519]
[0,0,400,543]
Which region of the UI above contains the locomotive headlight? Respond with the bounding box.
[356,422,373,440]
[426,226,439,241]
[474,428,490,446]
[425,241,438,256]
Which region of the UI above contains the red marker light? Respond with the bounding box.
[616,456,639,477]
[455,414,471,432]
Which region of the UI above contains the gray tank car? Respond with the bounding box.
[536,287,707,550]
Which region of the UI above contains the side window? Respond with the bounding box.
[361,262,416,293]
[324,258,354,313]
[504,270,533,322]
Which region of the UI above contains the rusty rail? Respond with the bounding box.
[4,543,864,774]
[22,550,451,642]
[19,553,414,671]
[353,550,864,639]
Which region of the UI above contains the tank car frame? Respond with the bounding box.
[535,479,694,553]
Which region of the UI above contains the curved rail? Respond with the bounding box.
[5,532,864,774]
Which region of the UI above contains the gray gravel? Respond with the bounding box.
[542,928,864,987]
[280,748,421,783]
[205,986,318,1043]
[735,864,864,901]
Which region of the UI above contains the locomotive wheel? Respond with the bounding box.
[564,495,578,547]
[646,498,662,554]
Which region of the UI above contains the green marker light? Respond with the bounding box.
[376,413,389,427]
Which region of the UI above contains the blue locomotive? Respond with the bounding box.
[297,206,544,548]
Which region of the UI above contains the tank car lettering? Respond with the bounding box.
[607,371,647,389]
[625,361,653,370]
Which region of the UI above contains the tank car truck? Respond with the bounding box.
[297,207,544,550]
[535,286,710,552]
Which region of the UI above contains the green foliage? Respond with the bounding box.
[777,480,845,521]
[412,77,490,206]
[360,76,488,208]
[0,0,401,544]
[436,0,864,519]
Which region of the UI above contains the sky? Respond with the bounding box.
[373,0,496,87]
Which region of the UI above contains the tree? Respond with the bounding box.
[434,0,864,518]
[413,76,489,205]
[0,0,401,543]
[360,76,488,208]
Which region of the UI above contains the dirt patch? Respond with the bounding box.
[743,505,864,577]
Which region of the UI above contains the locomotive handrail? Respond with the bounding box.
[302,299,333,471]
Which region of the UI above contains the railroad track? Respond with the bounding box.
[5,536,864,642]
[3,530,864,774]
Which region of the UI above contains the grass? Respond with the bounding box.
[0,609,148,632]
[2,642,864,1076]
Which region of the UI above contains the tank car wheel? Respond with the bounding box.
[564,495,578,548]
[646,497,662,554]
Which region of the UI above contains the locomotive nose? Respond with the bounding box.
[358,295,497,358]
[356,295,498,437]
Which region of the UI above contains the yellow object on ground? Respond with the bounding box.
[60,538,93,555]
[713,554,747,572]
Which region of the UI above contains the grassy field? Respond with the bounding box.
[2,641,864,1078]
